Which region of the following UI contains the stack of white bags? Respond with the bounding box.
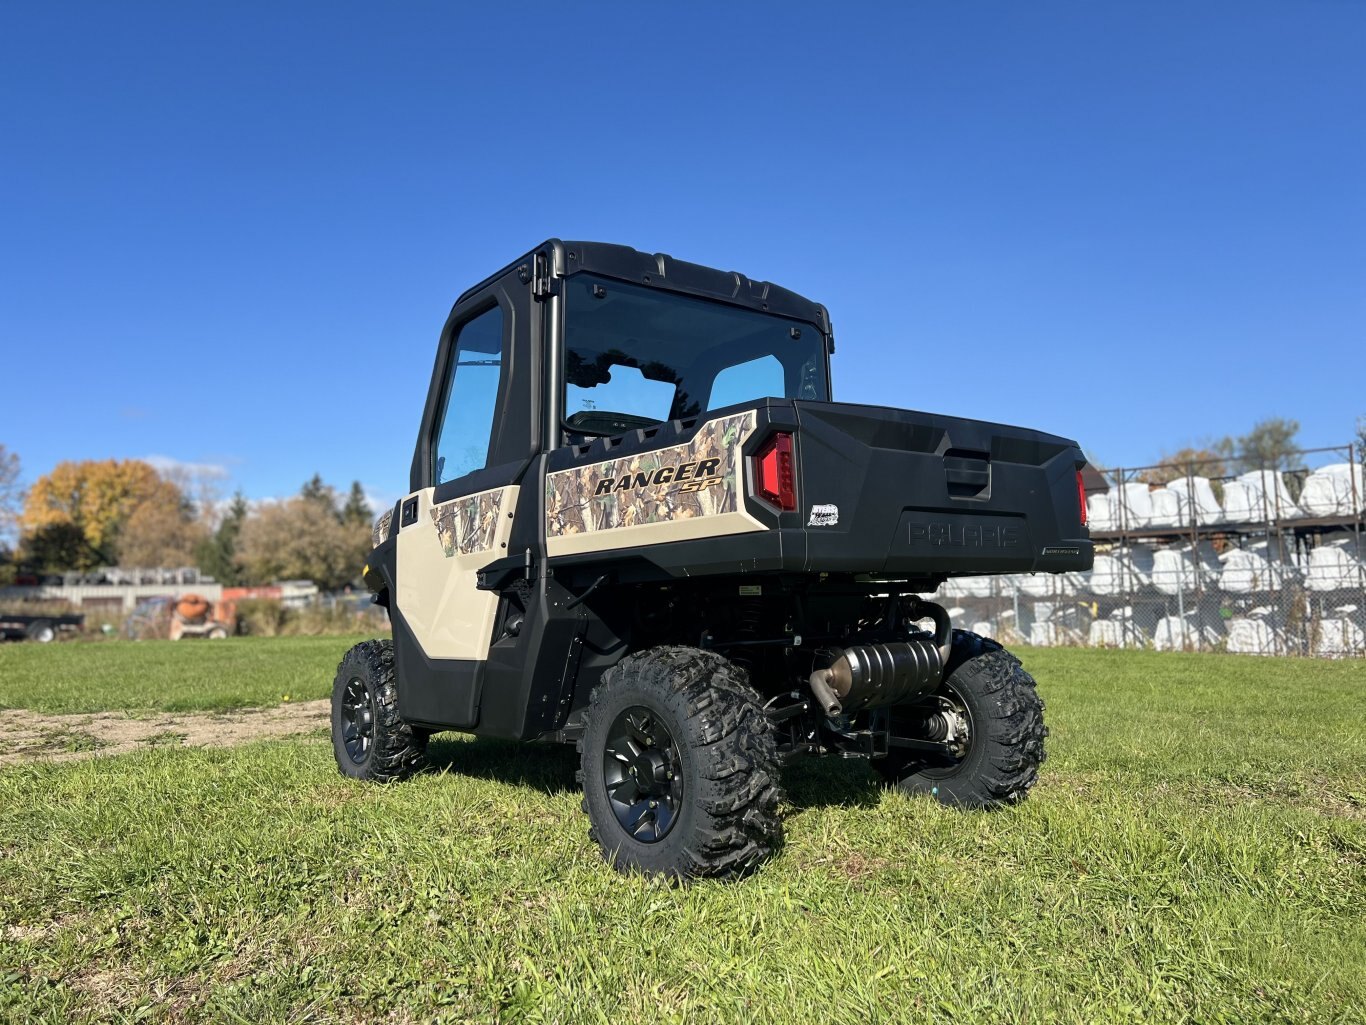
[1090,463,1363,530]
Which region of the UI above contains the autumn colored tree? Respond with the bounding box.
[1140,447,1229,484]
[20,459,175,569]
[236,478,370,590]
[117,488,208,568]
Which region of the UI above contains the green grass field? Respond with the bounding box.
[1,640,1363,1023]
[0,636,367,713]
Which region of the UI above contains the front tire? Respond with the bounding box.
[578,646,782,880]
[875,631,1046,807]
[331,639,427,782]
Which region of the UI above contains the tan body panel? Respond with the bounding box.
[395,485,519,661]
[544,411,765,557]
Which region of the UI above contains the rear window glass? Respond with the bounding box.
[563,275,827,436]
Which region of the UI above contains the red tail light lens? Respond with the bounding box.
[754,432,796,512]
[1076,470,1088,526]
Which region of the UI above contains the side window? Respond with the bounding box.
[432,305,504,485]
[708,354,785,411]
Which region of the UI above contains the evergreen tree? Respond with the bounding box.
[300,474,340,519]
[342,481,372,527]
[196,491,249,585]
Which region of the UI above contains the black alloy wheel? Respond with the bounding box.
[339,676,376,764]
[602,705,683,843]
[330,639,428,783]
[578,646,783,879]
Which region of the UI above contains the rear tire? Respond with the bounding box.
[578,646,782,880]
[874,631,1046,807]
[331,639,427,782]
[26,620,55,644]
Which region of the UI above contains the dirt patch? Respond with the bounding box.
[0,700,330,767]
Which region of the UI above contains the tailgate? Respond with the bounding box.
[792,401,1092,576]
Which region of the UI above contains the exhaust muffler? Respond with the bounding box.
[807,640,945,717]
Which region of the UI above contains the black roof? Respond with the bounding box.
[457,239,832,338]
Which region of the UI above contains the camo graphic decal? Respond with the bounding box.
[371,508,394,549]
[430,489,504,557]
[546,411,757,538]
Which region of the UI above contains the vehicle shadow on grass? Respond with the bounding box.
[424,733,885,811]
[425,734,580,794]
[781,757,883,813]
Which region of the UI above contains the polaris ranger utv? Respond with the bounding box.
[337,240,1092,879]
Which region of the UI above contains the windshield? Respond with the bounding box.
[562,273,828,437]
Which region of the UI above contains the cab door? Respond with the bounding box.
[390,265,538,728]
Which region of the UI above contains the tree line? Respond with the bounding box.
[1087,416,1366,485]
[0,447,377,591]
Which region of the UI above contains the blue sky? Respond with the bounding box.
[2,2,1363,513]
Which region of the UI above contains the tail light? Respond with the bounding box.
[1076,470,1088,526]
[753,432,796,512]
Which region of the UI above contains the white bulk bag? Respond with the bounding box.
[1218,540,1294,593]
[1167,476,1222,525]
[1029,621,1059,647]
[1087,607,1146,648]
[1305,536,1366,592]
[1146,487,1185,527]
[1119,544,1155,588]
[937,578,969,599]
[1151,542,1221,595]
[1316,613,1365,657]
[1226,608,1283,655]
[1088,554,1124,596]
[1109,482,1154,530]
[1015,571,1082,598]
[1087,492,1115,531]
[1088,546,1154,596]
[957,575,997,598]
[1153,614,1222,652]
[1298,463,1363,518]
[1221,470,1299,523]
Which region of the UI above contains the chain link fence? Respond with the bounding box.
[941,444,1366,657]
